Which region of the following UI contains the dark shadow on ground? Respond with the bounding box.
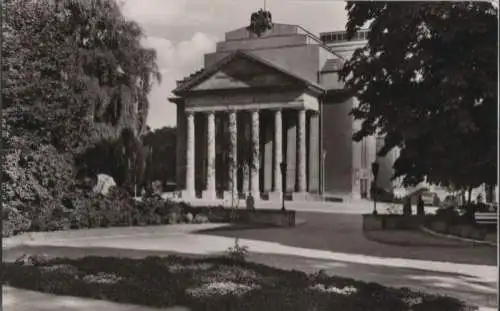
[362,230,491,248]
[193,212,497,266]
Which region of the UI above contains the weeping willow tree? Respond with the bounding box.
[3,0,161,153]
[2,0,161,234]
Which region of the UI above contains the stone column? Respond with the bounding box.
[250,110,260,199]
[293,108,307,200]
[183,111,195,199]
[224,111,238,205]
[308,112,320,193]
[263,114,273,192]
[269,109,282,201]
[298,109,307,192]
[285,112,297,193]
[202,112,216,200]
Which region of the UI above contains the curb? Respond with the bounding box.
[419,226,497,247]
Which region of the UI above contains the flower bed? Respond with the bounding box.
[3,255,471,311]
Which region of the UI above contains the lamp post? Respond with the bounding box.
[280,162,287,211]
[322,151,327,199]
[371,162,379,215]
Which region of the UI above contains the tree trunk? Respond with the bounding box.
[467,187,472,205]
[485,184,494,203]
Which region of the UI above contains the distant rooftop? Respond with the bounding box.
[320,29,369,44]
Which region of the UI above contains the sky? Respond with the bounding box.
[120,0,349,130]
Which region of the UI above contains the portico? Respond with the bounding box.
[170,22,384,203]
[182,107,320,202]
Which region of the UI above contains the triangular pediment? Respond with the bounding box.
[193,57,300,91]
[174,51,324,95]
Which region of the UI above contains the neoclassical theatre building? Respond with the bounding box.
[169,22,398,202]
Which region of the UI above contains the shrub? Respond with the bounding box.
[185,212,194,223]
[1,255,472,311]
[2,204,32,237]
[226,238,249,262]
[193,214,210,224]
[434,207,465,225]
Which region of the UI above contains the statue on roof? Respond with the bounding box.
[247,9,273,37]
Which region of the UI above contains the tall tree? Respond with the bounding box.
[339,2,498,189]
[142,126,177,188]
[3,0,161,153]
[2,0,160,229]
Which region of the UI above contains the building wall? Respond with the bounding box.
[217,34,308,52]
[225,24,302,41]
[321,98,354,196]
[176,25,379,199]
[319,71,343,90]
[205,45,323,84]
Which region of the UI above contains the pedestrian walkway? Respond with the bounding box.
[3,221,497,310]
[18,226,495,284]
[2,286,188,311]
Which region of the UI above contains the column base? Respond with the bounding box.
[180,190,196,201]
[292,192,309,201]
[268,191,283,202]
[202,189,217,201]
[223,191,240,207]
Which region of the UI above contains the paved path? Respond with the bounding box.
[3,210,497,310]
[199,212,497,266]
[2,286,187,311]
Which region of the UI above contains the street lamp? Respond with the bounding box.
[280,162,287,211]
[371,162,380,215]
[322,151,327,199]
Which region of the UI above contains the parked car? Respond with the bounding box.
[441,195,458,208]
[421,191,440,206]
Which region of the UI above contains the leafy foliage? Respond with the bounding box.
[339,2,498,189]
[2,0,160,236]
[3,0,160,152]
[142,126,177,189]
[226,238,250,262]
[76,128,146,194]
[3,255,472,311]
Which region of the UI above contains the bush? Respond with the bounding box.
[193,214,210,224]
[226,238,249,262]
[2,255,473,311]
[2,204,31,237]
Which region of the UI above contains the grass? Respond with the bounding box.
[2,254,475,311]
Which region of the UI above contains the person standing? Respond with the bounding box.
[417,195,425,216]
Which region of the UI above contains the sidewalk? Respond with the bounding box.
[3,223,497,310]
[9,224,496,284]
[3,286,187,311]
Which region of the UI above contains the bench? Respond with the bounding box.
[475,212,498,225]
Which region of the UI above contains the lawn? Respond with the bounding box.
[3,254,475,311]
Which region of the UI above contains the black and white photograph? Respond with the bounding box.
[1,0,498,310]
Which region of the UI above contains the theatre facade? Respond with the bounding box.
[169,22,397,202]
